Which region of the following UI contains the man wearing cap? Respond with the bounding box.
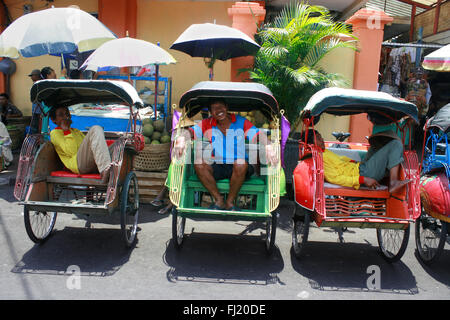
[301,129,409,194]
[29,69,42,134]
[28,69,41,82]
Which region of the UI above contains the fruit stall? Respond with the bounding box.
[133,117,171,203]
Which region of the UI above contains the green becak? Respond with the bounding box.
[143,124,154,137]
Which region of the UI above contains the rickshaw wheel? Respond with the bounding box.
[172,207,185,249]
[376,225,410,263]
[265,211,278,254]
[292,206,310,259]
[120,172,139,248]
[24,205,57,244]
[415,208,448,265]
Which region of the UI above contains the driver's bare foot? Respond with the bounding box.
[389,179,411,194]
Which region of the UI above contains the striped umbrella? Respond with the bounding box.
[0,7,116,59]
[422,44,450,72]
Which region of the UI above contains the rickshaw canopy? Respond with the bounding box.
[301,87,419,124]
[30,79,144,109]
[179,81,279,119]
[425,103,450,132]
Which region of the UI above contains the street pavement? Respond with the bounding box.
[0,157,449,301]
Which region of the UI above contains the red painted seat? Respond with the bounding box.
[50,170,101,179]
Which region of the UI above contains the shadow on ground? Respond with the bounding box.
[163,229,285,286]
[11,226,134,277]
[290,240,419,295]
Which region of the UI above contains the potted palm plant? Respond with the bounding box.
[247,1,357,186]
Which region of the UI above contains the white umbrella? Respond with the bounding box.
[170,23,260,80]
[81,37,176,71]
[422,44,450,72]
[0,7,116,59]
[81,37,176,118]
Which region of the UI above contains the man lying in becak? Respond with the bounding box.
[49,105,113,184]
[173,98,277,211]
[301,129,410,193]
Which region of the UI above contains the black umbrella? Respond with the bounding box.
[170,23,260,80]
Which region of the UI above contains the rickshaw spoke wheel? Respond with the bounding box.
[415,208,447,265]
[120,172,139,248]
[24,206,57,244]
[292,207,310,259]
[172,207,185,249]
[376,225,410,263]
[265,211,278,254]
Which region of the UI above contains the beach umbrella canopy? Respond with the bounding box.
[170,23,260,80]
[0,7,116,59]
[422,44,450,72]
[81,37,176,71]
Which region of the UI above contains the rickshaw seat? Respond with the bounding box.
[324,182,390,198]
[47,139,115,181]
[50,170,101,179]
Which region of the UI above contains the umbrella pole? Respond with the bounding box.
[209,67,213,81]
[154,64,159,120]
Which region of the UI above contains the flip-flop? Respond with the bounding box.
[150,199,164,207]
[208,204,225,210]
[228,205,241,212]
[158,205,172,215]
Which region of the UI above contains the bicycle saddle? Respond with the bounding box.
[332,132,351,142]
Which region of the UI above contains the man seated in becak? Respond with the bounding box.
[49,105,112,183]
[174,98,277,211]
[301,128,410,193]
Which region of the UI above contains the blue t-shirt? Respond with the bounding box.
[192,114,259,164]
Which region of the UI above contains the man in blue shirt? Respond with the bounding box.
[174,99,276,211]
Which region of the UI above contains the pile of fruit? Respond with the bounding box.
[142,118,171,145]
[235,111,275,129]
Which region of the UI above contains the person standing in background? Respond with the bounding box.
[29,69,42,134]
[0,93,22,125]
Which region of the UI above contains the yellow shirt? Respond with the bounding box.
[322,149,361,189]
[50,127,85,174]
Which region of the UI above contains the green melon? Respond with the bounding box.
[143,124,154,137]
[160,135,171,143]
[153,119,165,132]
[151,131,161,141]
[151,140,160,144]
[144,136,151,144]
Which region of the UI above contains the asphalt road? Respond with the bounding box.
[0,160,449,301]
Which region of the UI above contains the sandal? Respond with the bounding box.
[150,199,164,207]
[157,204,172,215]
[208,204,225,210]
[228,205,241,212]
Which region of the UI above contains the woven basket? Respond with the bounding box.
[133,142,171,171]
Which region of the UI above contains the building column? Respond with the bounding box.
[98,0,137,38]
[0,4,7,93]
[227,2,265,82]
[345,9,393,142]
